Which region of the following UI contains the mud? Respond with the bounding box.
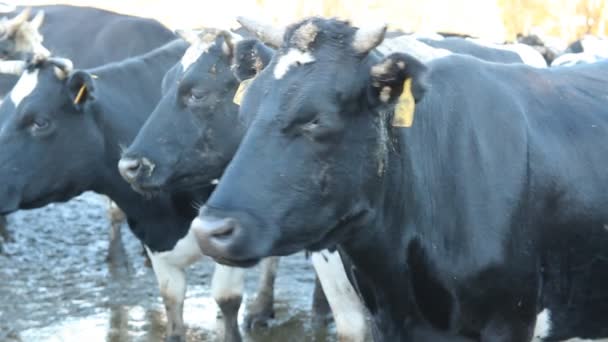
[0,192,337,341]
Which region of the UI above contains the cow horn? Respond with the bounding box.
[5,7,31,36]
[352,23,387,54]
[30,10,44,31]
[0,60,26,75]
[236,16,285,48]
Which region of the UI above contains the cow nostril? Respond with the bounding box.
[118,157,142,182]
[210,221,236,240]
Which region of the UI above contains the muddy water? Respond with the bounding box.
[0,192,337,341]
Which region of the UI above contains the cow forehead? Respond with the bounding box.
[273,49,315,79]
[9,69,39,107]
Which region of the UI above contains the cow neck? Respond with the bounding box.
[339,112,421,340]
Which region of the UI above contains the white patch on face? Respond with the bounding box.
[180,42,212,71]
[273,48,315,79]
[211,263,245,301]
[9,69,39,107]
[311,249,368,340]
[533,308,552,340]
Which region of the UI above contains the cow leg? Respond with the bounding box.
[311,274,332,322]
[244,257,279,329]
[312,249,368,342]
[106,200,127,264]
[0,215,10,241]
[145,230,203,342]
[481,315,535,342]
[211,264,245,342]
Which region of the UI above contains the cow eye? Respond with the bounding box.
[187,89,206,106]
[29,117,50,134]
[302,116,320,132]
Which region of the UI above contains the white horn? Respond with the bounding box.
[5,7,31,36]
[0,60,26,75]
[30,10,44,30]
[352,23,387,54]
[236,16,285,48]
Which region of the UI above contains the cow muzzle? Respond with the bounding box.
[118,156,155,184]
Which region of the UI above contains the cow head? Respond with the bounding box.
[119,29,273,195]
[191,17,428,266]
[0,58,104,214]
[0,8,49,60]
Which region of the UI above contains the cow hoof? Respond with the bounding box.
[244,307,275,330]
[165,334,185,342]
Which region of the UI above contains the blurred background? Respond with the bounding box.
[19,0,608,47]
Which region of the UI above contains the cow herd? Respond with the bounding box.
[1,4,608,342]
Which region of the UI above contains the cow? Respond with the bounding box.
[191,17,608,341]
[0,5,176,95]
[516,33,559,65]
[550,35,608,67]
[118,28,369,342]
[0,40,205,341]
[421,36,547,67]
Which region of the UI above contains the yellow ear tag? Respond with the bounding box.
[392,78,415,127]
[233,78,253,105]
[74,84,87,105]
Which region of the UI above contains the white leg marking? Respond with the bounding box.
[10,69,39,107]
[533,308,552,340]
[211,263,246,301]
[273,48,315,79]
[312,249,368,342]
[145,229,203,337]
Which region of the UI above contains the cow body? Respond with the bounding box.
[192,18,608,341]
[0,5,175,95]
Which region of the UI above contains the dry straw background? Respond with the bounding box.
[19,0,608,45]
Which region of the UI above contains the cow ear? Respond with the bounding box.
[66,70,96,111]
[369,53,428,127]
[232,39,274,82]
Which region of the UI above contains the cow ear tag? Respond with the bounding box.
[73,84,87,105]
[392,78,415,127]
[233,78,253,105]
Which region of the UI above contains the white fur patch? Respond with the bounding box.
[273,48,315,79]
[533,308,552,339]
[211,264,245,301]
[145,229,203,307]
[180,43,212,71]
[9,69,38,107]
[551,52,602,67]
[311,249,368,340]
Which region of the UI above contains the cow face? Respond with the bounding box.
[0,60,104,214]
[119,31,272,195]
[0,9,48,60]
[190,18,426,266]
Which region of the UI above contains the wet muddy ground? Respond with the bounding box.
[0,192,337,342]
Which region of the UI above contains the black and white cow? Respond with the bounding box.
[551,36,608,67]
[418,36,547,67]
[0,5,175,95]
[192,17,608,341]
[118,28,369,342]
[0,40,208,341]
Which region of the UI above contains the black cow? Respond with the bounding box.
[0,40,207,341]
[516,33,559,65]
[192,17,608,341]
[118,29,369,341]
[0,5,175,95]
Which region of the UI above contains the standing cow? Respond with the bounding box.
[0,5,176,95]
[118,29,370,341]
[192,17,608,341]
